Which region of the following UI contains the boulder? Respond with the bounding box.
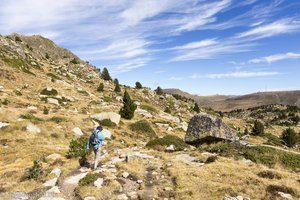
[47,153,62,161]
[159,112,180,123]
[185,113,238,145]
[94,178,104,188]
[50,168,61,177]
[43,177,58,187]
[102,129,112,139]
[0,122,10,129]
[72,127,83,136]
[91,112,120,125]
[47,98,59,106]
[26,123,41,134]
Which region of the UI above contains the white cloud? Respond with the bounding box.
[206,71,281,79]
[249,52,300,64]
[171,39,218,50]
[236,19,300,39]
[168,77,183,81]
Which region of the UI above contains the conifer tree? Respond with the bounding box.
[252,120,264,136]
[193,103,200,113]
[101,67,112,81]
[97,83,104,92]
[119,90,137,119]
[114,79,121,92]
[155,86,163,95]
[135,81,142,89]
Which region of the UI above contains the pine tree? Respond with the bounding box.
[114,79,121,92]
[119,90,137,119]
[193,103,200,113]
[252,120,264,136]
[101,67,112,81]
[281,128,299,147]
[135,81,142,89]
[155,86,163,95]
[97,83,104,92]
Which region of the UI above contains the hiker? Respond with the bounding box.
[86,126,104,169]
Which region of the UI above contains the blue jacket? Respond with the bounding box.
[86,129,104,150]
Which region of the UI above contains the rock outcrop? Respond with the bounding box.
[185,113,238,145]
[91,112,121,125]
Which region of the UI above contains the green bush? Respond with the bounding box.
[281,128,299,147]
[263,133,283,147]
[114,79,121,92]
[99,119,116,127]
[15,36,22,42]
[155,86,163,95]
[129,120,156,138]
[120,91,137,119]
[205,155,218,163]
[266,185,296,197]
[193,103,200,113]
[40,88,58,96]
[79,173,100,186]
[70,58,79,64]
[45,53,50,59]
[20,113,43,122]
[97,83,104,92]
[146,135,188,151]
[14,90,22,96]
[164,107,171,114]
[257,170,281,179]
[24,160,43,180]
[252,120,264,136]
[66,137,89,158]
[49,116,66,123]
[43,107,49,115]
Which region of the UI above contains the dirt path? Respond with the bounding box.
[248,144,300,155]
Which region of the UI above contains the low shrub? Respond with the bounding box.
[49,116,66,123]
[99,119,116,127]
[129,120,156,138]
[257,170,281,179]
[78,173,100,186]
[14,90,22,96]
[266,185,296,196]
[146,135,188,151]
[43,107,49,115]
[24,160,43,180]
[205,155,218,163]
[263,133,283,147]
[281,128,299,147]
[40,88,58,96]
[66,137,89,158]
[20,113,43,122]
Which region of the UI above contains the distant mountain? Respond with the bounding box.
[163,88,300,111]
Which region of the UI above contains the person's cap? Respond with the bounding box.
[96,126,103,131]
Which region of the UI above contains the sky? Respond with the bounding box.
[0,0,300,95]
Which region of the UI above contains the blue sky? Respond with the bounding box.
[0,0,300,95]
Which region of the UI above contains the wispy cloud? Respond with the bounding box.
[206,71,281,79]
[236,18,300,39]
[168,77,183,81]
[249,52,300,64]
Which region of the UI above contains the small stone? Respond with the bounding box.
[278,192,293,199]
[165,144,175,152]
[50,168,61,177]
[47,153,61,160]
[127,191,138,199]
[47,98,59,105]
[164,187,173,191]
[236,196,243,200]
[43,177,58,187]
[12,192,29,200]
[84,197,96,200]
[0,122,10,129]
[117,194,128,200]
[137,180,143,184]
[94,178,104,188]
[72,127,83,136]
[122,171,129,178]
[26,123,41,134]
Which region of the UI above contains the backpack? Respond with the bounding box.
[90,129,104,146]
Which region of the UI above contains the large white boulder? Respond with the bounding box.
[102,129,112,139]
[90,112,120,125]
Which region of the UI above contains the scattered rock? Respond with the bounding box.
[185,113,238,145]
[27,106,37,110]
[137,180,143,184]
[135,108,153,118]
[0,85,4,92]
[91,112,121,125]
[43,178,58,187]
[159,112,180,123]
[174,154,204,167]
[117,194,128,200]
[165,144,175,152]
[64,172,88,185]
[122,171,130,178]
[26,123,41,134]
[84,197,96,200]
[72,127,83,136]
[47,153,61,161]
[102,129,112,139]
[278,192,293,199]
[47,98,59,106]
[164,187,173,191]
[12,192,29,200]
[46,186,60,194]
[0,122,10,129]
[50,168,61,177]
[94,178,104,188]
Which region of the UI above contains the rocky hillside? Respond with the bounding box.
[1,34,300,200]
[164,88,300,111]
